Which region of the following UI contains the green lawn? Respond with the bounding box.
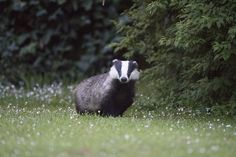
[0,84,236,157]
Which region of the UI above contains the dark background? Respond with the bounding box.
[0,0,133,84]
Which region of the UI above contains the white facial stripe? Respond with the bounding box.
[109,66,119,79]
[130,69,140,80]
[121,61,129,78]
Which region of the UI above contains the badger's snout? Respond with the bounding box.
[120,77,128,83]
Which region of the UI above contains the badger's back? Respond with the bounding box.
[75,73,109,113]
[75,73,135,116]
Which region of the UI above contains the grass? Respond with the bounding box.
[0,83,236,157]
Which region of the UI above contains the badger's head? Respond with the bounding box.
[109,59,140,83]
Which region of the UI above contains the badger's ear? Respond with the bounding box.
[112,59,118,64]
[133,61,138,68]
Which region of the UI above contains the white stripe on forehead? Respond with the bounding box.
[121,61,129,78]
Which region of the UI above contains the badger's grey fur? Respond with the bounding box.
[75,59,140,117]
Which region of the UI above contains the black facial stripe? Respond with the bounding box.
[114,60,122,77]
[127,61,135,77]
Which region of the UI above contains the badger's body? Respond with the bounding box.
[75,59,140,117]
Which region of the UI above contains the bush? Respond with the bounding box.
[115,0,236,115]
[0,0,131,84]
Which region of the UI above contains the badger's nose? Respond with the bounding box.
[120,77,128,83]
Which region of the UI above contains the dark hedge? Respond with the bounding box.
[114,0,236,115]
[0,0,131,83]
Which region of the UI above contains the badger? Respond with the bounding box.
[75,59,140,117]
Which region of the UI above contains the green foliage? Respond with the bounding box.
[115,0,236,115]
[0,0,129,84]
